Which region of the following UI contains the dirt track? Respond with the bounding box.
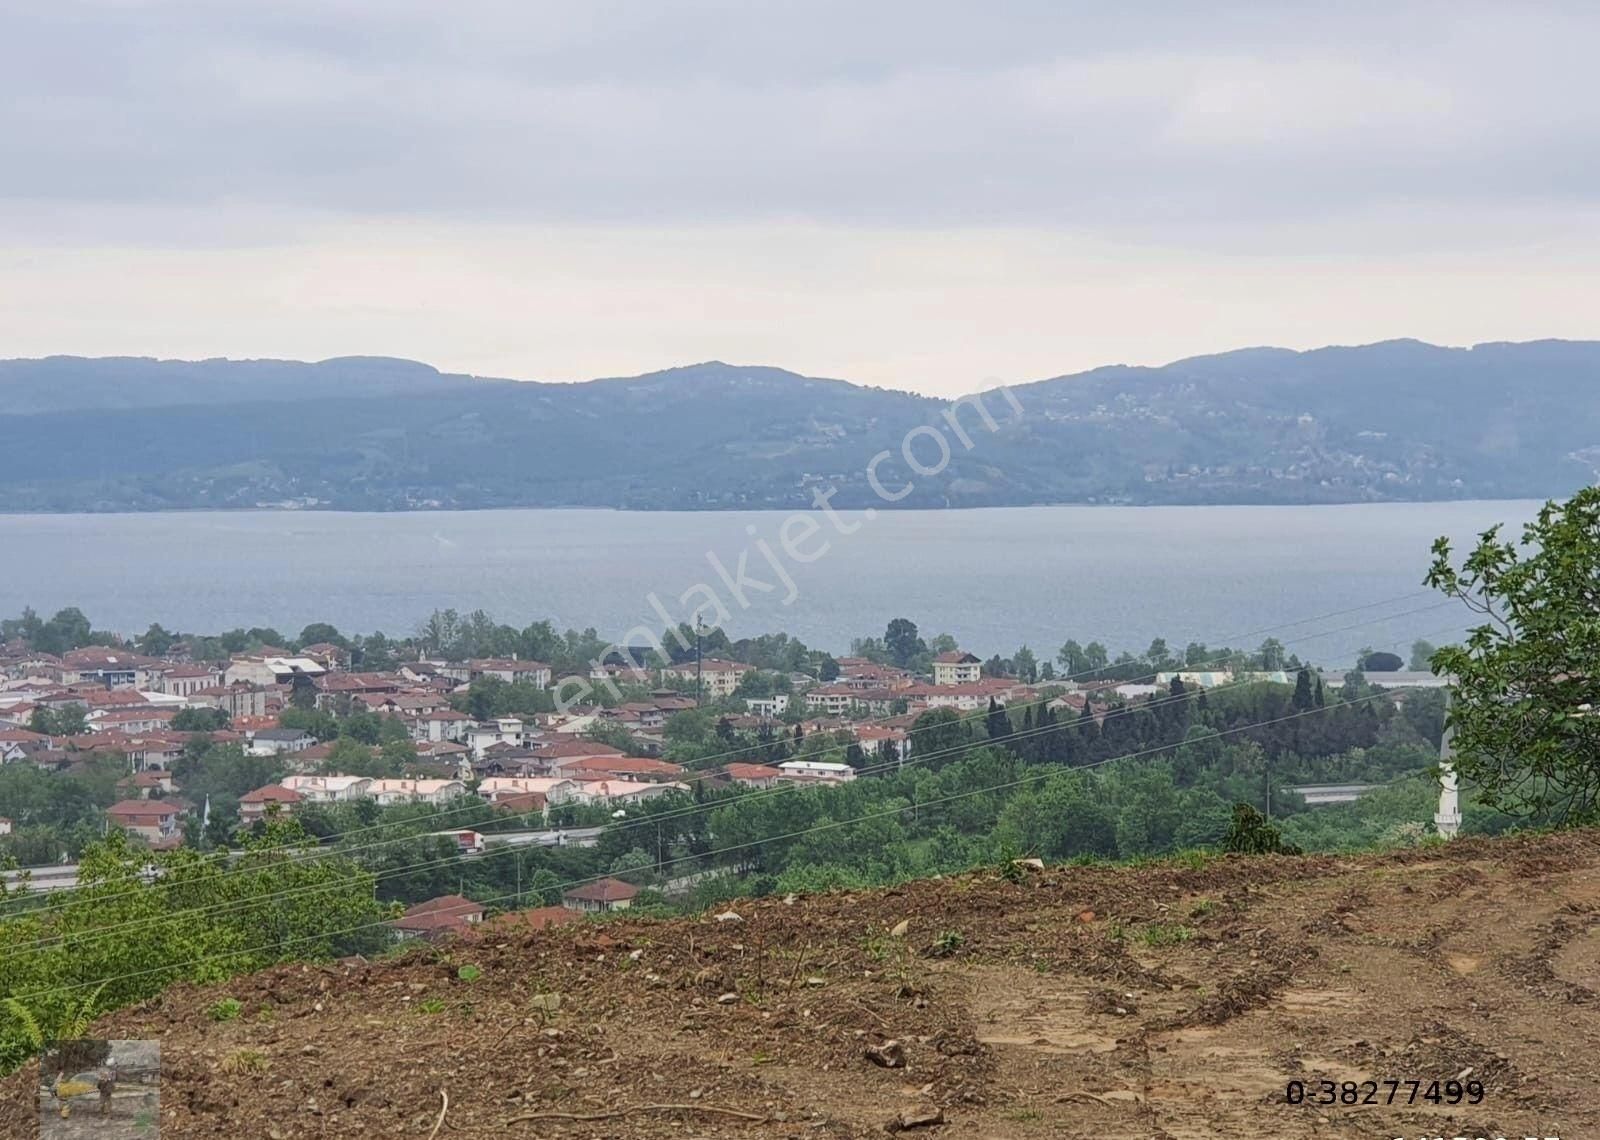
[6,830,1599,1138]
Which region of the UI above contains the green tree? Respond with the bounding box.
[1291,667,1314,710]
[1409,639,1438,672]
[884,618,925,669]
[910,708,969,764]
[296,622,347,649]
[29,704,87,737]
[170,707,230,732]
[1427,489,1600,822]
[1221,803,1301,855]
[137,623,177,656]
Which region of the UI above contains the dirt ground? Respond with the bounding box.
[5,829,1599,1139]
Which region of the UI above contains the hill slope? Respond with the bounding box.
[2,340,1598,510]
[6,829,1598,1137]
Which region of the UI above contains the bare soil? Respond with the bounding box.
[6,829,1600,1138]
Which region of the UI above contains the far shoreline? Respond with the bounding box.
[0,496,1555,522]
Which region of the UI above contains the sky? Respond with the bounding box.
[2,1,1597,396]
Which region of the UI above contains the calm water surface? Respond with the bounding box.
[0,502,1541,663]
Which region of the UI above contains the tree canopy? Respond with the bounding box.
[1427,488,1600,822]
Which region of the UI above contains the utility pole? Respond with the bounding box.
[695,617,705,707]
[1434,691,1462,839]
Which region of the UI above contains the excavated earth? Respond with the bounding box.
[6,829,1600,1138]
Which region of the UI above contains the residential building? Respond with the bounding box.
[457,658,553,688]
[852,724,910,763]
[225,656,327,687]
[931,651,982,685]
[154,665,224,697]
[61,648,162,690]
[0,728,52,763]
[239,784,303,824]
[568,779,685,806]
[117,770,177,799]
[562,877,638,913]
[465,717,528,757]
[777,759,856,783]
[743,693,789,717]
[558,755,686,783]
[477,776,580,805]
[723,762,783,788]
[247,727,317,756]
[391,894,486,940]
[803,685,855,716]
[279,774,374,802]
[106,799,181,846]
[478,906,581,935]
[659,658,751,699]
[193,683,271,720]
[365,778,468,806]
[408,707,472,743]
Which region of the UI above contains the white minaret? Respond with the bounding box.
[1434,713,1462,840]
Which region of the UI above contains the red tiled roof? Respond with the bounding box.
[478,906,581,934]
[534,740,625,758]
[562,755,685,778]
[490,792,547,813]
[107,799,178,820]
[403,894,485,919]
[240,784,302,805]
[563,877,639,903]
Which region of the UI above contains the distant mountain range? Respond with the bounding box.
[2,339,1597,512]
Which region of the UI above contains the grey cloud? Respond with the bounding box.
[2,0,1597,238]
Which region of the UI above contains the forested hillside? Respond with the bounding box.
[2,339,1597,511]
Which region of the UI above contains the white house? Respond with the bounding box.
[465,717,527,757]
[247,727,318,756]
[476,776,581,805]
[366,779,468,806]
[451,659,552,688]
[744,693,789,717]
[226,656,328,687]
[660,658,751,698]
[931,651,982,686]
[154,665,225,697]
[778,759,856,784]
[279,774,374,802]
[569,779,687,806]
[803,686,855,716]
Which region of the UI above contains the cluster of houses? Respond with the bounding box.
[7,635,1412,857]
[0,643,905,848]
[389,874,641,941]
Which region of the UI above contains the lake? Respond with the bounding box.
[0,502,1542,664]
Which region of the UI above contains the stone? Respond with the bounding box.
[865,1040,906,1068]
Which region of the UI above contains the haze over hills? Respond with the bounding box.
[1,339,1597,512]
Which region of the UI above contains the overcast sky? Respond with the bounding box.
[2,1,1597,396]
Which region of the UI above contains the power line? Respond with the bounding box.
[4,623,1456,960]
[0,599,1458,918]
[6,686,1411,1005]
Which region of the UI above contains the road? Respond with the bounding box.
[4,826,609,895]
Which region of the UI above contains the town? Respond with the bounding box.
[1,605,1459,941]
